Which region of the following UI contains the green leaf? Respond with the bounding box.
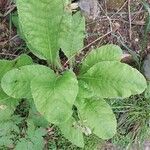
[12,11,19,28]
[79,61,146,98]
[1,65,54,99]
[28,128,46,150]
[76,98,117,139]
[0,54,32,79]
[0,120,19,148]
[0,105,13,121]
[11,11,25,39]
[0,121,19,137]
[0,61,14,80]
[15,139,33,150]
[16,0,65,64]
[0,135,14,148]
[59,118,84,148]
[77,80,94,99]
[145,81,150,99]
[141,1,150,50]
[59,12,85,61]
[0,88,19,110]
[14,54,33,68]
[31,70,78,124]
[16,126,46,150]
[0,54,32,107]
[143,54,150,80]
[29,101,49,128]
[80,44,123,74]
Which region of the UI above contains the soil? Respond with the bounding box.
[84,0,150,57]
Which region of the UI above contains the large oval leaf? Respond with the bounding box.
[76,98,117,139]
[17,0,64,64]
[59,118,84,148]
[1,65,54,99]
[80,44,123,74]
[31,70,78,124]
[79,61,147,98]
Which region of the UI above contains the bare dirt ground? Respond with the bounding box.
[84,0,150,66]
[0,0,25,59]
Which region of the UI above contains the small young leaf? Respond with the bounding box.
[0,120,20,147]
[145,81,150,99]
[59,118,84,148]
[14,54,33,68]
[15,139,33,150]
[1,65,54,99]
[28,128,46,149]
[11,11,25,39]
[31,70,78,125]
[15,127,46,150]
[0,135,14,148]
[76,98,117,139]
[80,44,123,74]
[79,61,146,98]
[29,101,49,128]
